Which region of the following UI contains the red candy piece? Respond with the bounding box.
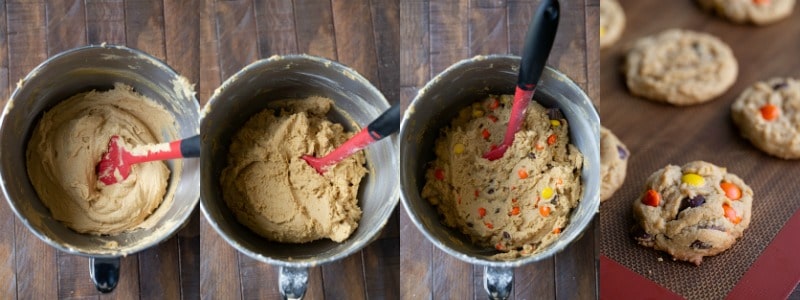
[488,115,498,123]
[489,98,500,110]
[478,207,487,218]
[720,182,742,200]
[760,104,779,121]
[723,203,742,224]
[642,189,660,207]
[482,128,491,140]
[434,169,444,180]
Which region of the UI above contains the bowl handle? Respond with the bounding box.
[90,256,120,293]
[484,266,514,300]
[279,266,309,300]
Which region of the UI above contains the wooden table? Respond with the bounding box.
[0,0,200,298]
[199,0,400,299]
[399,0,599,298]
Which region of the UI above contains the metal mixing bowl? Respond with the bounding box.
[200,54,399,299]
[0,45,200,292]
[399,55,599,299]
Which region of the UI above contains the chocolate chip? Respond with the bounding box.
[773,82,788,90]
[679,195,706,212]
[690,240,712,249]
[630,226,654,244]
[528,152,536,159]
[617,145,628,160]
[503,231,511,239]
[494,208,500,214]
[546,163,553,169]
[466,222,474,228]
[487,188,495,194]
[478,123,484,129]
[550,195,559,205]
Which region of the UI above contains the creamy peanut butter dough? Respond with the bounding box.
[422,95,583,259]
[26,83,176,235]
[221,97,366,243]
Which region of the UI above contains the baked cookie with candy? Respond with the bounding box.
[631,161,752,265]
[732,77,800,159]
[697,0,795,25]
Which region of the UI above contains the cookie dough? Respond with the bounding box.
[631,161,753,265]
[697,0,795,25]
[624,29,738,105]
[731,77,800,159]
[26,83,175,235]
[421,95,584,259]
[221,97,366,243]
[600,0,626,49]
[600,126,628,202]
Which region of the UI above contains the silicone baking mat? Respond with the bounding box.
[599,1,800,299]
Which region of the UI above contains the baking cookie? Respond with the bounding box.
[631,161,753,265]
[697,0,795,25]
[600,0,626,49]
[731,77,800,159]
[624,29,738,105]
[600,127,629,202]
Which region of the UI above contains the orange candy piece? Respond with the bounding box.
[547,134,557,145]
[539,206,551,217]
[518,169,529,179]
[760,104,779,121]
[753,0,770,4]
[488,115,498,123]
[485,222,494,229]
[720,182,742,200]
[510,206,520,216]
[478,207,487,218]
[553,228,561,234]
[723,203,742,224]
[642,189,660,207]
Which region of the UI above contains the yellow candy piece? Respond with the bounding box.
[541,187,554,200]
[600,26,606,38]
[681,173,705,187]
[550,120,561,127]
[453,143,465,154]
[472,109,484,118]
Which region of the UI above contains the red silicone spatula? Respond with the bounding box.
[302,104,399,174]
[96,135,200,185]
[483,0,559,161]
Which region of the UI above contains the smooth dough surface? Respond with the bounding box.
[26,83,175,235]
[422,95,583,259]
[624,29,738,105]
[600,0,626,49]
[631,161,753,265]
[221,97,366,243]
[600,126,628,202]
[731,77,800,159]
[697,0,795,25]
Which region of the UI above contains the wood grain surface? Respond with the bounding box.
[198,0,400,299]
[399,0,600,299]
[600,0,800,298]
[0,0,200,299]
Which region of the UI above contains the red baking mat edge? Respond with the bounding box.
[600,255,683,300]
[726,208,800,300]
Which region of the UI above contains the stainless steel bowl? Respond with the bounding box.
[0,45,200,292]
[200,54,399,299]
[399,55,599,299]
